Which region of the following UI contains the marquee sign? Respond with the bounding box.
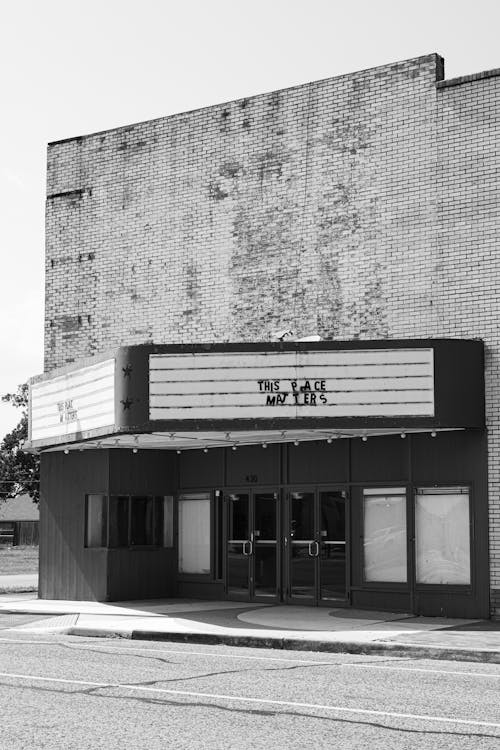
[30,358,115,442]
[27,340,484,449]
[149,349,435,420]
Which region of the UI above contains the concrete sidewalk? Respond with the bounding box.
[1,593,499,663]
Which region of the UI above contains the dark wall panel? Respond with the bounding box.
[226,444,280,487]
[351,435,409,483]
[107,549,176,600]
[415,589,489,619]
[109,449,177,495]
[39,450,109,601]
[411,430,486,484]
[179,449,224,489]
[287,440,349,485]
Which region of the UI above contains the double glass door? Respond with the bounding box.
[226,490,280,601]
[225,487,348,604]
[287,489,347,604]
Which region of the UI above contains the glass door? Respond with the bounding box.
[226,492,250,596]
[226,489,279,601]
[288,491,317,601]
[319,490,347,601]
[286,488,348,604]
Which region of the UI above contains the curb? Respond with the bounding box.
[66,627,500,664]
[0,588,38,595]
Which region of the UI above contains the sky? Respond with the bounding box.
[0,0,499,438]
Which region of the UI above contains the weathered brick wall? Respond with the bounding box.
[45,54,500,614]
[433,72,500,615]
[45,53,443,369]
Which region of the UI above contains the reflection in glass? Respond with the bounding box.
[227,494,249,592]
[255,493,277,540]
[320,491,346,599]
[363,488,407,582]
[290,543,315,598]
[415,488,470,585]
[228,494,249,540]
[290,492,314,539]
[159,496,174,548]
[130,496,154,546]
[290,492,315,598]
[254,493,278,597]
[227,543,249,591]
[109,495,128,547]
[86,494,107,548]
[254,546,276,596]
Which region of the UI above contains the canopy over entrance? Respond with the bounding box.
[27,339,484,453]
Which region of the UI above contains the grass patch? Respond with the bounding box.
[0,546,39,575]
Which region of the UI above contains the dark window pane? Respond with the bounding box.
[86,495,107,548]
[109,496,129,547]
[130,496,154,546]
[290,492,314,539]
[227,493,249,540]
[154,497,164,547]
[216,490,223,580]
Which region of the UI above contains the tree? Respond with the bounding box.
[0,383,40,502]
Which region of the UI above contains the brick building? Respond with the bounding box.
[29,54,500,617]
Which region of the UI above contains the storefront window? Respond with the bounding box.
[159,496,174,548]
[178,493,211,574]
[415,487,471,585]
[109,495,129,547]
[85,495,107,548]
[130,496,154,546]
[87,494,173,548]
[363,488,407,582]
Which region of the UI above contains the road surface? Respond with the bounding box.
[0,630,499,749]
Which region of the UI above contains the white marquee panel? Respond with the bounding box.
[149,349,435,421]
[31,359,115,441]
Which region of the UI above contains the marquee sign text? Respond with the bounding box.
[149,349,435,420]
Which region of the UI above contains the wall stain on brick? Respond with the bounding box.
[208,182,229,201]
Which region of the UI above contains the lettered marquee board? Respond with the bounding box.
[30,358,115,442]
[149,349,435,420]
[27,340,485,448]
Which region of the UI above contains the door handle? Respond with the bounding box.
[308,541,319,557]
[243,540,253,556]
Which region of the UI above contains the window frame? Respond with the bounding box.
[177,491,212,578]
[84,494,174,550]
[361,486,409,586]
[413,483,473,591]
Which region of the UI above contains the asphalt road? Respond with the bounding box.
[0,631,499,749]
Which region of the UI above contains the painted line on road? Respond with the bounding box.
[0,670,499,730]
[0,637,499,680]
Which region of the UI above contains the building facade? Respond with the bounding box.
[30,53,500,617]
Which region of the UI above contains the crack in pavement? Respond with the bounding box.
[0,678,498,740]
